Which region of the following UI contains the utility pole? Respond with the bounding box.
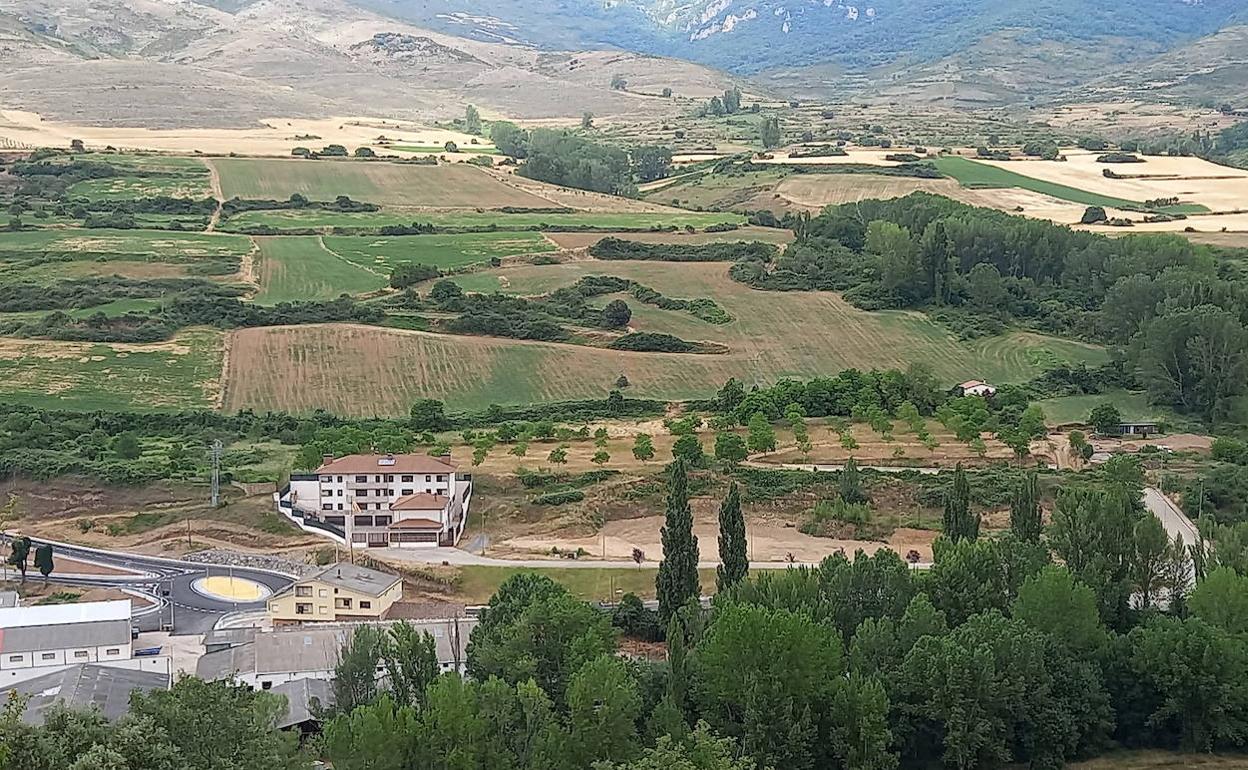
[210,440,223,508]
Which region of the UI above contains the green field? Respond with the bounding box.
[62,153,214,200]
[254,237,386,305]
[0,229,251,283]
[323,232,556,272]
[1036,390,1200,431]
[220,208,747,233]
[225,261,1107,416]
[0,328,223,411]
[931,157,1209,214]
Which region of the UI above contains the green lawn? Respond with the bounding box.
[323,232,556,272]
[253,237,386,305]
[1036,390,1199,431]
[931,157,1209,214]
[0,328,223,411]
[220,208,747,233]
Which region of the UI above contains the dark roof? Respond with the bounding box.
[386,601,467,621]
[1,665,168,725]
[272,678,335,729]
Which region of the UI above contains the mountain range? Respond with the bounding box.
[0,0,1245,129]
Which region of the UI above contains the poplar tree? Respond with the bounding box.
[657,459,700,623]
[1010,472,1042,542]
[716,483,748,591]
[942,465,979,543]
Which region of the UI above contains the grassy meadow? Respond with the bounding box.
[323,232,556,272]
[0,229,251,283]
[0,328,223,411]
[253,237,386,304]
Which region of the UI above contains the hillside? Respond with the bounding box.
[367,0,1248,98]
[0,0,739,127]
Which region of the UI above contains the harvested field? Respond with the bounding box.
[223,264,1104,415]
[210,158,558,209]
[0,110,482,157]
[323,232,556,272]
[0,328,223,411]
[544,226,794,250]
[978,150,1247,213]
[774,174,965,207]
[253,236,385,304]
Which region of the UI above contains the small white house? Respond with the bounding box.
[957,380,998,398]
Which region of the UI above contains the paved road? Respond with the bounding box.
[1,535,294,635]
[1142,487,1201,546]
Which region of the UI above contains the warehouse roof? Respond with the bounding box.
[0,664,167,725]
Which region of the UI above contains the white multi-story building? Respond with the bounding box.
[284,454,472,548]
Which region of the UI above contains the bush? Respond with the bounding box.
[532,489,585,506]
[609,332,705,353]
[589,238,776,263]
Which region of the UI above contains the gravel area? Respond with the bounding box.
[181,549,320,577]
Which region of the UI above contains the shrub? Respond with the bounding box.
[532,489,585,506]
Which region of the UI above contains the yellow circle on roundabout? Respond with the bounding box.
[196,575,267,602]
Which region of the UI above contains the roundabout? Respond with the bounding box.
[191,574,271,602]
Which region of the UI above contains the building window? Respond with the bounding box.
[375,475,382,482]
[360,601,372,610]
[262,681,272,690]
[319,606,328,615]
[321,489,333,497]
[74,651,88,659]
[320,476,330,483]
[41,653,55,661]
[8,655,22,663]
[322,503,333,511]
[385,475,393,482]
[105,648,120,656]
[354,515,372,527]
[335,598,354,610]
[355,475,367,483]
[438,474,448,482]
[401,475,413,482]
[425,475,431,482]
[337,489,343,496]
[401,488,413,495]
[375,516,391,526]
[296,586,313,597]
[337,503,344,511]
[296,602,313,615]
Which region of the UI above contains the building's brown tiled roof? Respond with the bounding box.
[392,493,450,511]
[315,454,457,475]
[389,517,444,529]
[959,380,987,389]
[386,601,467,621]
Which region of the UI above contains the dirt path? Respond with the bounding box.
[215,330,233,410]
[204,158,224,233]
[237,237,258,287]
